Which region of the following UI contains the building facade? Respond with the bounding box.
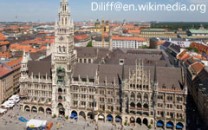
[19,0,187,129]
[0,58,21,103]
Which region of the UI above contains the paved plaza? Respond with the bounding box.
[0,103,153,130]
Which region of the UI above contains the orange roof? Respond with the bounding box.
[0,33,6,41]
[0,51,11,58]
[180,53,191,60]
[0,41,9,46]
[127,29,141,34]
[193,54,202,60]
[6,57,22,70]
[0,65,11,77]
[10,43,48,53]
[177,50,187,60]
[190,42,208,55]
[7,25,19,30]
[110,23,120,27]
[112,35,146,42]
[123,24,135,29]
[45,36,55,39]
[190,62,204,74]
[74,34,89,41]
[0,33,9,46]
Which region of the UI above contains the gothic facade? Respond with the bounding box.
[19,0,187,129]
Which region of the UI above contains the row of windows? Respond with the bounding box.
[28,90,52,97]
[157,103,183,109]
[30,75,51,80]
[129,84,149,90]
[70,86,95,92]
[28,97,51,102]
[27,84,52,90]
[73,101,96,108]
[158,95,183,102]
[78,58,93,64]
[72,94,94,99]
[73,77,94,83]
[57,46,66,53]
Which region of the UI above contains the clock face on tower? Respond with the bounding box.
[59,36,64,41]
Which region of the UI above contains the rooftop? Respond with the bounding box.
[141,28,167,32]
[189,29,208,34]
[112,35,146,42]
[0,64,11,78]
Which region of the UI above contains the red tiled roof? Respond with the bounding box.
[0,33,9,46]
[6,25,19,30]
[180,53,191,60]
[0,33,6,41]
[0,65,11,77]
[74,34,89,41]
[177,50,187,60]
[193,54,202,60]
[190,42,208,55]
[10,44,45,53]
[127,29,141,34]
[190,62,204,74]
[6,57,22,70]
[0,51,11,58]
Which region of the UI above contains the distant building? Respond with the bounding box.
[187,25,208,37]
[0,33,10,52]
[94,19,110,33]
[74,34,91,47]
[92,36,109,48]
[33,25,54,33]
[111,35,148,49]
[140,28,177,38]
[0,58,22,103]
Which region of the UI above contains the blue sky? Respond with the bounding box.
[0,0,207,22]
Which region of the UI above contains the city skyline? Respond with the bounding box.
[0,0,208,22]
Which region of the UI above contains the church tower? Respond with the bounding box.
[51,0,75,116]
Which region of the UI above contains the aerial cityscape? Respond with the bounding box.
[0,0,208,130]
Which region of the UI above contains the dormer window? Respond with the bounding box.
[119,59,124,65]
[82,78,86,82]
[172,85,175,90]
[162,84,166,89]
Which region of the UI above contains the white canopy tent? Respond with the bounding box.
[1,100,15,108]
[26,119,47,128]
[9,95,20,103]
[98,115,104,119]
[0,108,7,114]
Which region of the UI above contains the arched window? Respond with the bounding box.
[130,92,135,100]
[63,46,66,52]
[62,18,64,25]
[144,93,148,101]
[65,17,68,25]
[137,93,142,100]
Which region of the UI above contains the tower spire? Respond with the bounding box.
[57,0,72,27]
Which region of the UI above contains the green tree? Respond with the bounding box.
[87,41,93,47]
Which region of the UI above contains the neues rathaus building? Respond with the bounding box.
[19,0,186,129]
